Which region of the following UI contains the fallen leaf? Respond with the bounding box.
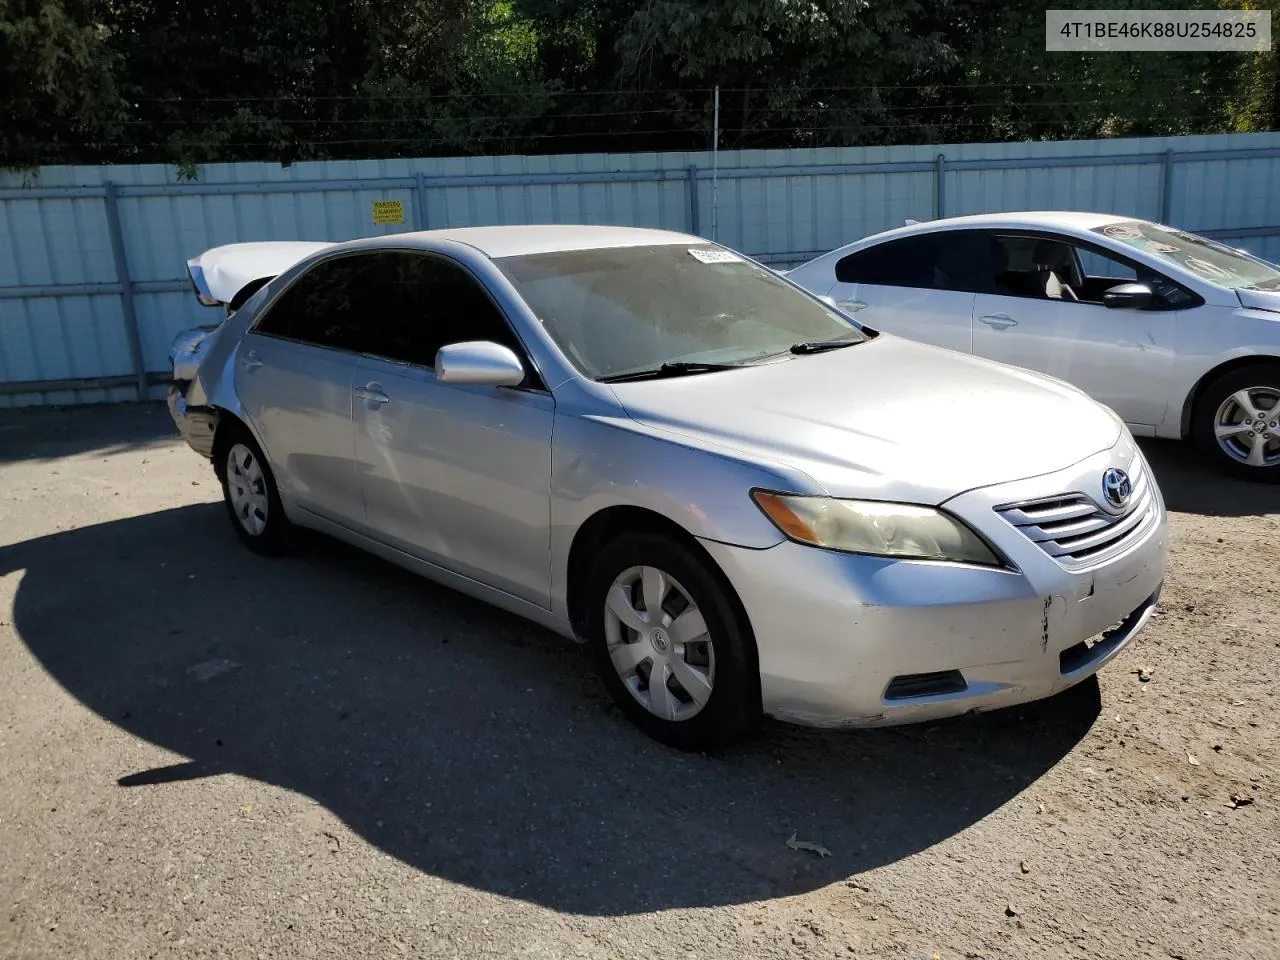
[786,832,832,858]
[1186,752,1200,766]
[238,803,253,816]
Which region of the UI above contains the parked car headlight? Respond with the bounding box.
[751,491,1002,566]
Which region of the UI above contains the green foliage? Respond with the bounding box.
[0,0,128,166]
[0,0,1273,166]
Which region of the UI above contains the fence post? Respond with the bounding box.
[934,153,947,219]
[687,165,701,235]
[1159,149,1174,224]
[103,181,149,399]
[414,172,429,230]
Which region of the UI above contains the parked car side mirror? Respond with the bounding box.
[435,341,525,387]
[1103,282,1154,310]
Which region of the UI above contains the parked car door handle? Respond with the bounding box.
[354,382,391,405]
[978,313,1018,329]
[239,350,263,370]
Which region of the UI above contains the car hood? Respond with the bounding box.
[607,336,1121,505]
[1237,287,1280,315]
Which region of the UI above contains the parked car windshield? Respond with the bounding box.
[495,243,863,379]
[1092,220,1280,291]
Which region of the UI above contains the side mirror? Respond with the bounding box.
[435,341,525,387]
[1103,282,1153,310]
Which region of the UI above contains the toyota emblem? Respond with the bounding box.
[1101,467,1132,510]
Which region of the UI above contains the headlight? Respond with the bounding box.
[751,491,1002,566]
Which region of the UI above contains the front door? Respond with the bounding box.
[970,232,1181,426]
[348,251,555,607]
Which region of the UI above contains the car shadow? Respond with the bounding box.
[0,402,176,464]
[0,504,1099,914]
[1137,438,1280,517]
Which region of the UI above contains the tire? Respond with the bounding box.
[1192,363,1280,482]
[587,531,760,749]
[214,422,293,554]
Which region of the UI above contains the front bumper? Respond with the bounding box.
[166,384,219,459]
[701,440,1168,728]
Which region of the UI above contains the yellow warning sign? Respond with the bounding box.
[371,199,405,225]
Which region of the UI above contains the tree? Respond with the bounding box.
[0,0,127,167]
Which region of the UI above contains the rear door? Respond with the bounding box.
[824,231,986,354]
[235,255,372,526]
[349,251,555,607]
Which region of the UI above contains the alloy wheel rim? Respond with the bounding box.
[602,565,715,722]
[1213,387,1280,468]
[226,443,269,536]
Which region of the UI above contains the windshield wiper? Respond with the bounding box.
[598,361,743,383]
[789,338,861,355]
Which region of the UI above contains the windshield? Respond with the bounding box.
[495,243,863,379]
[1092,221,1280,291]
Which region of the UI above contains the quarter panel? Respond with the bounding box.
[1159,307,1280,438]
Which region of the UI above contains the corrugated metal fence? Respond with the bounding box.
[3,131,1280,406]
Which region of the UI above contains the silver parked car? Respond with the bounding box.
[167,226,1167,748]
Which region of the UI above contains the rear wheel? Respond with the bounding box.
[214,424,292,553]
[588,532,759,749]
[1192,364,1280,482]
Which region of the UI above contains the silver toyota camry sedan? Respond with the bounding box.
[167,225,1167,748]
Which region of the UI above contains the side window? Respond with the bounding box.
[985,233,1197,309]
[366,253,521,368]
[253,255,376,351]
[1077,248,1137,282]
[835,232,988,293]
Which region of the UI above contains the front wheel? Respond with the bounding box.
[587,532,759,749]
[1192,364,1280,482]
[214,424,292,553]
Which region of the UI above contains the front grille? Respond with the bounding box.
[994,457,1156,568]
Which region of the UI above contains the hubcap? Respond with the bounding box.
[602,565,715,722]
[1214,387,1280,468]
[226,443,269,536]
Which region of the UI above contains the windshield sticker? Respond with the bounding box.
[1183,256,1233,280]
[688,247,743,264]
[1102,223,1144,241]
[1148,242,1180,254]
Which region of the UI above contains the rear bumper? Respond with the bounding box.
[166,385,219,459]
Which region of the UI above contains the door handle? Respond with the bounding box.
[354,382,391,405]
[978,313,1018,329]
[239,350,263,370]
[834,299,867,313]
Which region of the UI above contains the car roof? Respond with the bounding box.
[360,224,703,259]
[864,211,1137,245]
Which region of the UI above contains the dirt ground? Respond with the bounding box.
[0,403,1276,960]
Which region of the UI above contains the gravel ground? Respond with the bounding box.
[0,403,1276,960]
